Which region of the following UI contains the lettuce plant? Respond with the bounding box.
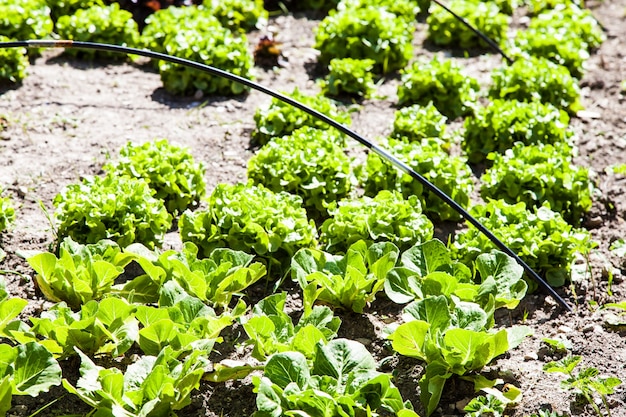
[427,0,509,49]
[253,88,351,145]
[0,0,53,41]
[53,174,172,249]
[55,3,140,60]
[242,292,340,360]
[160,24,252,96]
[0,342,62,416]
[337,0,420,22]
[527,0,584,15]
[179,183,317,269]
[0,189,15,233]
[489,56,582,113]
[64,347,209,417]
[361,137,474,221]
[105,139,206,215]
[481,142,594,225]
[320,190,434,253]
[314,6,414,73]
[391,102,447,142]
[253,339,415,417]
[26,238,136,309]
[320,58,376,98]
[398,57,480,119]
[45,0,104,21]
[202,0,268,31]
[247,127,353,218]
[0,36,29,85]
[292,240,399,313]
[451,200,593,286]
[462,99,573,163]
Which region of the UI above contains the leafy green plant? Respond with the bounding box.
[451,200,593,287]
[0,277,27,339]
[427,0,509,49]
[320,58,377,98]
[242,292,340,360]
[0,36,29,85]
[320,190,434,253]
[398,57,480,119]
[480,142,594,225]
[292,240,400,313]
[0,0,53,42]
[462,99,573,163]
[53,174,172,249]
[247,127,353,218]
[55,3,140,60]
[384,239,528,310]
[179,182,317,271]
[201,0,267,31]
[489,56,583,113]
[0,342,62,416]
[253,339,415,417]
[104,139,206,215]
[159,22,252,96]
[14,298,138,358]
[527,0,584,15]
[130,242,266,309]
[64,347,208,417]
[389,294,531,416]
[337,0,421,22]
[544,356,622,417]
[360,137,474,221]
[464,394,505,417]
[0,189,15,233]
[314,6,414,73]
[252,88,350,145]
[391,102,447,142]
[26,238,136,309]
[512,5,604,78]
[45,0,104,21]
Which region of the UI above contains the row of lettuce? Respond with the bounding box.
[0,0,603,98]
[0,0,614,415]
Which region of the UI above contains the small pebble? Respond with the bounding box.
[583,324,595,333]
[524,352,539,361]
[557,325,573,333]
[455,398,471,412]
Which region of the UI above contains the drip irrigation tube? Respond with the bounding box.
[0,39,572,311]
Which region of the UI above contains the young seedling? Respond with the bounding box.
[543,356,622,417]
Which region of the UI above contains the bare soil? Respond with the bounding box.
[1,2,626,416]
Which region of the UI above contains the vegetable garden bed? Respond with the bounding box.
[1,1,626,416]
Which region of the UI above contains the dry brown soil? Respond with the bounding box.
[1,2,626,416]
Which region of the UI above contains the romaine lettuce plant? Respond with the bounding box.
[247,126,353,218]
[64,347,209,417]
[0,342,62,416]
[398,57,480,119]
[451,200,593,286]
[361,137,474,221]
[202,0,268,31]
[0,0,53,42]
[0,277,27,339]
[320,190,434,253]
[489,56,582,113]
[26,238,136,309]
[0,189,15,233]
[462,99,573,163]
[104,139,206,215]
[55,3,140,60]
[242,292,340,360]
[427,0,509,49]
[314,5,414,73]
[391,103,447,142]
[253,339,415,417]
[320,58,376,99]
[0,36,29,85]
[179,182,317,271]
[292,240,400,313]
[252,88,351,145]
[480,142,594,225]
[53,174,172,249]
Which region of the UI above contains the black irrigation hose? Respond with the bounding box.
[0,40,572,312]
[431,0,515,65]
